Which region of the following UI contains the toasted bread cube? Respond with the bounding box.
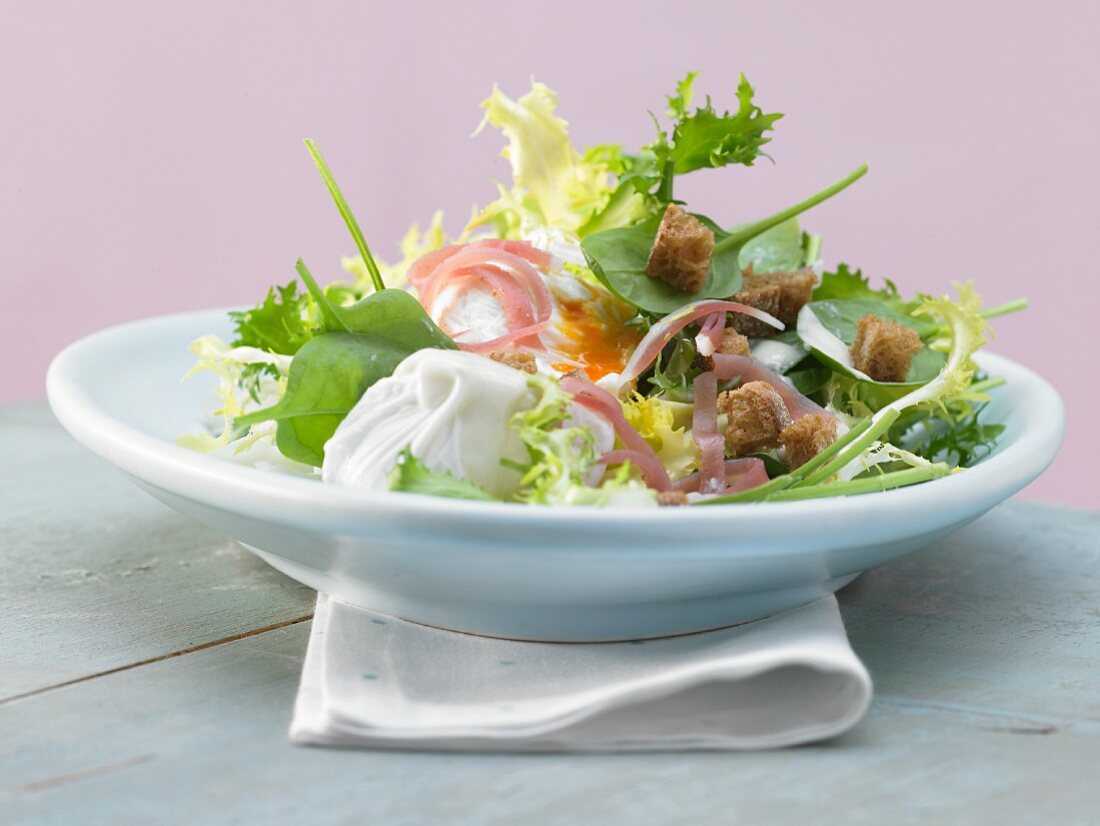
[780,412,839,469]
[489,350,538,374]
[695,329,750,372]
[717,380,792,455]
[657,490,690,507]
[849,315,922,382]
[717,329,751,356]
[729,269,817,337]
[645,204,715,293]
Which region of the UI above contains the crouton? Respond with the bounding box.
[717,380,792,455]
[489,350,538,374]
[717,329,751,357]
[657,490,690,507]
[780,413,839,469]
[645,204,714,293]
[695,329,750,372]
[729,269,817,337]
[849,315,922,382]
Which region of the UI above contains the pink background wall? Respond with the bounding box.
[2,1,1096,508]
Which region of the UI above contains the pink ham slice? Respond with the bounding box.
[620,299,782,383]
[407,240,555,352]
[560,376,672,492]
[711,353,826,420]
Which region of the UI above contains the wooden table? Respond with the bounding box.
[3,401,1098,824]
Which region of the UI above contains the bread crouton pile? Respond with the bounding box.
[717,382,839,470]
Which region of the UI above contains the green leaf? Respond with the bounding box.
[581,165,868,315]
[667,74,783,176]
[813,263,914,312]
[295,258,456,349]
[388,449,497,501]
[229,281,315,355]
[798,298,946,387]
[304,139,385,293]
[665,71,700,119]
[235,268,455,465]
[235,332,411,466]
[737,218,803,273]
[808,299,940,343]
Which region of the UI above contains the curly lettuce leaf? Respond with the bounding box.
[388,448,497,501]
[467,81,645,238]
[179,335,292,450]
[229,281,316,355]
[665,72,783,176]
[883,281,989,415]
[509,375,654,505]
[813,263,916,313]
[622,394,699,480]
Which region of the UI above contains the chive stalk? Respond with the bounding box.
[713,164,869,254]
[303,139,386,294]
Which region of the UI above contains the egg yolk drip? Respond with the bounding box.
[550,299,643,381]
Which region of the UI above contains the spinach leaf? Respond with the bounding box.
[235,332,411,466]
[738,218,804,274]
[236,260,455,465]
[798,299,946,386]
[294,258,455,350]
[581,165,867,315]
[388,449,497,501]
[808,299,939,342]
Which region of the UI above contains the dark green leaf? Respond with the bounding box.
[798,299,946,386]
[236,332,410,466]
[236,270,456,466]
[737,218,803,273]
[388,449,497,501]
[808,299,939,343]
[581,165,868,315]
[813,263,915,313]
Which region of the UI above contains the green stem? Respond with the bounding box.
[967,376,1005,395]
[796,408,901,487]
[715,164,869,253]
[656,157,676,203]
[981,298,1028,319]
[696,416,878,506]
[762,463,950,502]
[303,139,386,294]
[295,259,348,333]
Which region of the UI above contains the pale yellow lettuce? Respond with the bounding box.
[467,81,645,238]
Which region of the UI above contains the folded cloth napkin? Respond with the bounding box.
[290,594,871,751]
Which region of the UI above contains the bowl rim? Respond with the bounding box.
[46,307,1065,530]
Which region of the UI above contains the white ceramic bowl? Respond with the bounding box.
[47,309,1064,641]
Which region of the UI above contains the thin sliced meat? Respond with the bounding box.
[672,458,770,495]
[621,299,783,383]
[691,371,726,494]
[711,353,827,421]
[407,239,555,353]
[597,449,670,491]
[560,376,672,492]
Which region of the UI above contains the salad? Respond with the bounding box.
[181,73,1025,507]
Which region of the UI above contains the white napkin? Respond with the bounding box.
[290,594,871,751]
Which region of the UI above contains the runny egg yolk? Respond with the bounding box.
[550,299,643,381]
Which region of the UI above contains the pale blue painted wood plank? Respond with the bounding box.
[0,402,314,698]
